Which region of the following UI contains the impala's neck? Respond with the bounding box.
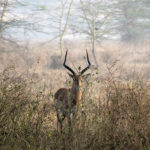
[71,81,82,105]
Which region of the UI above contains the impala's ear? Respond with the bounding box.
[82,73,91,79]
[67,72,74,78]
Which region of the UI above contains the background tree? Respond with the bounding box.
[115,0,150,42]
[50,0,74,59]
[70,0,113,67]
[58,0,74,59]
[0,0,8,37]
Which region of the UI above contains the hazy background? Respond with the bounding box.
[0,0,150,75]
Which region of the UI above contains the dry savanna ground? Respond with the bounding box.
[0,40,150,150]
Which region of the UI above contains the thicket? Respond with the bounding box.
[0,66,150,150]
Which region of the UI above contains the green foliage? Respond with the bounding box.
[78,65,81,72]
[39,5,46,11]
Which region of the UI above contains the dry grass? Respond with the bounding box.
[0,41,150,149]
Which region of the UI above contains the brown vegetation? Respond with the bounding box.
[0,41,150,149]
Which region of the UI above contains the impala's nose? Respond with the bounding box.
[78,79,81,87]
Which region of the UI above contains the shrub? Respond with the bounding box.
[0,66,150,150]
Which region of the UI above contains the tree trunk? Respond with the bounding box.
[92,38,98,68]
[59,36,63,59]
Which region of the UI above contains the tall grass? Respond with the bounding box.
[0,65,150,150]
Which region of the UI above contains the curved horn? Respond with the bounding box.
[81,49,91,74]
[63,50,76,75]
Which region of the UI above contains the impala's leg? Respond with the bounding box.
[60,115,65,132]
[59,120,63,133]
[67,113,71,127]
[56,113,61,131]
[57,112,65,132]
[72,105,78,121]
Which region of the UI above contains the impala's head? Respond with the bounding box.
[63,50,91,88]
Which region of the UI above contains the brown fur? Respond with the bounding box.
[54,76,82,108]
[54,75,83,131]
[54,50,90,131]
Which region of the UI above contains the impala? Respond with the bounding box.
[54,50,91,131]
